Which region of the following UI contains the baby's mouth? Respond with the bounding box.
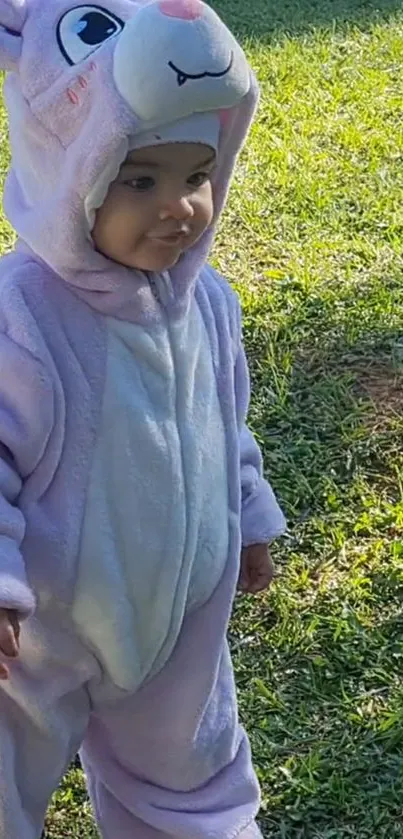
[148,228,190,245]
[151,235,186,246]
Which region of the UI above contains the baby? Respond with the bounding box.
[0,0,286,836]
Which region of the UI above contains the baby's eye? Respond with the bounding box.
[187,172,210,189]
[126,176,155,192]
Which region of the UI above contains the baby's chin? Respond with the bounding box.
[123,246,185,273]
[94,240,183,272]
[140,253,182,272]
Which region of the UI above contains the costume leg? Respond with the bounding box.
[0,616,93,838]
[82,560,261,839]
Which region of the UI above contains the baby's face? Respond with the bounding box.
[92,142,216,272]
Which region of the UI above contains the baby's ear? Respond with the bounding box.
[0,0,26,71]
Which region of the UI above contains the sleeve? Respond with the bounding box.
[0,333,54,618]
[234,332,286,546]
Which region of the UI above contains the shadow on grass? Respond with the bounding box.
[231,589,403,837]
[241,274,403,529]
[230,356,403,835]
[212,0,403,41]
[231,276,403,836]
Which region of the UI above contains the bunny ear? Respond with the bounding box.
[0,0,26,70]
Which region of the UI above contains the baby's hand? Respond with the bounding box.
[238,544,275,594]
[0,608,20,680]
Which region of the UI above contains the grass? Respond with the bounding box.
[1,0,403,836]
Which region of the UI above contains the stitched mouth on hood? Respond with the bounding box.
[168,52,234,87]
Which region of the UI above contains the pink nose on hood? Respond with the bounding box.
[159,0,204,20]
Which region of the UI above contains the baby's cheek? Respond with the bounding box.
[196,188,214,231]
[91,210,105,253]
[206,185,215,224]
[109,196,137,241]
[92,197,127,259]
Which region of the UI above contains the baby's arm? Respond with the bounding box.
[234,338,286,547]
[234,338,286,594]
[0,333,54,675]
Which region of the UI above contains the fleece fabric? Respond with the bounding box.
[0,0,286,836]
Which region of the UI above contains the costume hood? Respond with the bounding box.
[0,0,258,320]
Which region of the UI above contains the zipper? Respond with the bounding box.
[149,271,175,307]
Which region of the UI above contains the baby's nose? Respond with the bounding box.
[159,0,204,20]
[160,195,194,220]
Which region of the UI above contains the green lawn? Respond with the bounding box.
[2,0,403,836]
